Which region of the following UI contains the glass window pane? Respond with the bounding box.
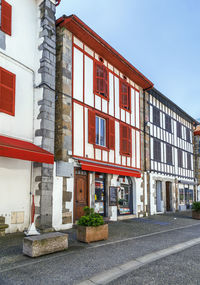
[100,118,105,146]
[96,117,99,145]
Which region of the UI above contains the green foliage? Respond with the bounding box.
[192,202,200,212]
[77,206,104,227]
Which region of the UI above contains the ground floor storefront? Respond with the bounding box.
[147,173,196,215]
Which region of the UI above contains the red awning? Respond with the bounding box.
[0,135,54,164]
[80,160,141,178]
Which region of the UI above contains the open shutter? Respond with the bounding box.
[88,109,95,144]
[1,0,12,36]
[103,67,108,98]
[128,127,132,155]
[109,119,115,150]
[0,67,15,116]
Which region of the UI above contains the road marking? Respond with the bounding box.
[0,222,200,274]
[78,237,200,285]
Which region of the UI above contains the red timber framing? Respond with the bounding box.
[0,135,54,164]
[56,15,153,90]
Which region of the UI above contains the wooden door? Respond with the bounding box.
[74,170,88,221]
[166,182,171,211]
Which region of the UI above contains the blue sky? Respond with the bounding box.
[56,0,200,120]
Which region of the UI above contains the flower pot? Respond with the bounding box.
[192,211,200,220]
[77,224,108,243]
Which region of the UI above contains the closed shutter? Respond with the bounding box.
[0,67,15,116]
[88,109,95,144]
[120,124,131,155]
[109,119,115,149]
[120,81,130,110]
[103,67,108,98]
[128,127,132,154]
[95,63,104,94]
[1,0,12,36]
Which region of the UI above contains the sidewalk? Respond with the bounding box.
[0,211,200,285]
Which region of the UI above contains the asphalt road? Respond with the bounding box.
[108,244,200,285]
[0,212,200,285]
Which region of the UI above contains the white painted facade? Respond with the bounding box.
[0,0,56,233]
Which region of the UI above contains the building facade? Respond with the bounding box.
[144,88,198,214]
[53,15,153,230]
[194,125,200,201]
[0,0,56,233]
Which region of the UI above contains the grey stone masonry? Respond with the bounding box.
[34,0,56,230]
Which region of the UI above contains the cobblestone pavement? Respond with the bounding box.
[0,211,200,284]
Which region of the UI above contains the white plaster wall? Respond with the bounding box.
[114,76,119,119]
[135,91,140,129]
[115,121,120,164]
[85,108,94,159]
[0,55,34,141]
[73,47,83,102]
[109,72,114,116]
[84,55,93,107]
[73,102,83,157]
[0,157,31,233]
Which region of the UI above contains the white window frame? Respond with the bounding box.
[96,116,106,147]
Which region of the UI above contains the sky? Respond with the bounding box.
[56,0,200,120]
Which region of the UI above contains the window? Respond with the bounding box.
[120,80,130,111]
[177,122,182,138]
[0,66,15,116]
[88,109,115,149]
[165,115,171,133]
[186,128,191,143]
[120,124,132,156]
[153,139,161,162]
[178,149,183,167]
[166,144,172,165]
[187,153,191,170]
[153,107,160,126]
[96,116,106,147]
[0,0,12,36]
[94,62,108,99]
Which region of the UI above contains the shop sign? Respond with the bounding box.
[109,186,118,206]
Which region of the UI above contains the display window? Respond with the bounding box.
[117,176,133,215]
[179,188,194,206]
[95,173,106,216]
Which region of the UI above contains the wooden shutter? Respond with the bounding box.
[95,63,104,93]
[1,0,12,36]
[0,67,15,116]
[120,124,131,155]
[88,109,95,144]
[109,119,115,150]
[128,127,132,154]
[120,81,130,110]
[103,67,108,98]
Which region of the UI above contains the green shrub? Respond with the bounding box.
[77,206,104,227]
[192,202,200,211]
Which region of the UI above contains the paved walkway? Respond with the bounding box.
[0,211,200,285]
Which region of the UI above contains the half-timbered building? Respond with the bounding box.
[54,15,153,229]
[194,125,200,201]
[144,88,198,214]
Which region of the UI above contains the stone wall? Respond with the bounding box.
[34,0,56,230]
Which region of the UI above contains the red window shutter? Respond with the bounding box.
[1,0,12,36]
[94,62,108,99]
[109,119,115,150]
[88,109,95,144]
[128,127,132,155]
[120,124,131,155]
[120,81,130,110]
[0,67,15,116]
[103,67,108,98]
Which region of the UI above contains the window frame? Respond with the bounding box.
[187,152,192,170]
[153,107,160,127]
[178,149,183,168]
[153,139,161,162]
[119,79,131,113]
[95,116,107,148]
[186,128,191,143]
[177,122,182,138]
[165,114,172,133]
[93,59,109,101]
[166,144,173,165]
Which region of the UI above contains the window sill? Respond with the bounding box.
[94,91,109,102]
[120,106,131,114]
[120,152,132,157]
[94,144,110,151]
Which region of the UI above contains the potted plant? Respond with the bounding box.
[77,207,108,243]
[192,202,200,220]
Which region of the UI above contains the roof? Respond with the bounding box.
[148,88,199,125]
[56,15,154,90]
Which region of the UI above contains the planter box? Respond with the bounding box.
[192,211,200,220]
[77,224,108,243]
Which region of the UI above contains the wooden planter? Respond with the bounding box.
[77,224,108,243]
[192,211,200,220]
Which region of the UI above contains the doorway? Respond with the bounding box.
[74,169,89,221]
[166,182,172,211]
[156,181,162,212]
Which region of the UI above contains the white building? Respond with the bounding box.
[0,0,57,233]
[145,88,198,214]
[53,15,154,230]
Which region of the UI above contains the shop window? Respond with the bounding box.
[153,139,161,162]
[187,153,191,170]
[178,149,183,167]
[94,62,108,99]
[153,107,160,127]
[120,124,132,156]
[186,128,191,143]
[117,176,133,215]
[88,109,115,150]
[95,173,106,216]
[0,66,15,116]
[185,188,193,204]
[165,114,171,133]
[166,144,172,165]
[177,122,182,138]
[179,188,184,204]
[120,80,131,111]
[0,0,12,36]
